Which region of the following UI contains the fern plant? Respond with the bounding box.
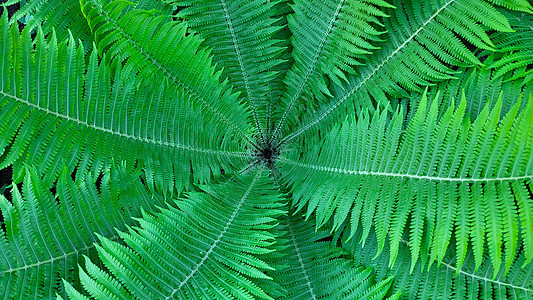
[0,0,532,299]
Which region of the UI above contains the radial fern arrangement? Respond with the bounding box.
[0,0,532,299]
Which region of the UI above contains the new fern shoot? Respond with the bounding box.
[0,0,532,299]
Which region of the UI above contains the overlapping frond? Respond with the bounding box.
[0,165,162,299]
[270,213,393,299]
[413,58,531,121]
[400,41,533,123]
[279,92,533,275]
[80,0,256,147]
[0,16,250,192]
[0,1,531,298]
[279,0,533,145]
[167,0,286,146]
[271,0,391,140]
[66,170,286,299]
[7,0,94,49]
[266,0,293,127]
[5,0,172,51]
[344,228,533,299]
[488,12,533,86]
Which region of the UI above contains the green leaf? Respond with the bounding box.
[80,0,255,147]
[270,212,393,299]
[70,170,286,299]
[272,0,392,141]
[168,0,286,146]
[278,0,533,144]
[0,16,250,192]
[0,1,532,298]
[279,92,533,275]
[345,227,533,300]
[0,165,162,299]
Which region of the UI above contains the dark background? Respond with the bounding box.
[0,0,19,197]
[0,0,20,19]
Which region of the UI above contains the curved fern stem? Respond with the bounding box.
[278,0,457,147]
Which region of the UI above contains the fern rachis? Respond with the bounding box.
[0,0,532,299]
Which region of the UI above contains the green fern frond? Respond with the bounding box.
[0,165,162,299]
[344,228,533,299]
[270,212,393,299]
[0,15,249,191]
[67,170,286,299]
[0,1,532,298]
[8,0,94,49]
[267,0,294,112]
[490,0,533,13]
[80,0,256,147]
[410,59,531,121]
[272,0,392,140]
[278,0,533,144]
[279,92,533,275]
[6,0,172,52]
[488,12,533,85]
[167,0,286,146]
[399,14,533,121]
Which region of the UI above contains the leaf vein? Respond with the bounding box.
[281,0,456,144]
[0,91,249,157]
[280,157,532,182]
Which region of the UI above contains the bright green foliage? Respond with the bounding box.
[0,165,163,299]
[7,0,93,48]
[67,171,285,299]
[0,0,532,299]
[418,60,531,121]
[278,0,532,144]
[398,10,533,122]
[0,13,249,192]
[488,13,533,86]
[280,93,533,275]
[270,214,394,299]
[79,0,253,146]
[6,0,172,50]
[166,0,286,145]
[272,0,393,140]
[344,227,533,299]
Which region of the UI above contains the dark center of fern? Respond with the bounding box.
[257,144,279,169]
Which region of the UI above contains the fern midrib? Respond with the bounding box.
[220,0,266,146]
[398,239,533,293]
[1,235,119,275]
[287,221,317,300]
[0,91,250,158]
[279,157,533,182]
[440,261,533,293]
[165,171,260,299]
[238,160,262,175]
[271,0,346,141]
[279,0,456,145]
[512,15,533,33]
[87,0,256,148]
